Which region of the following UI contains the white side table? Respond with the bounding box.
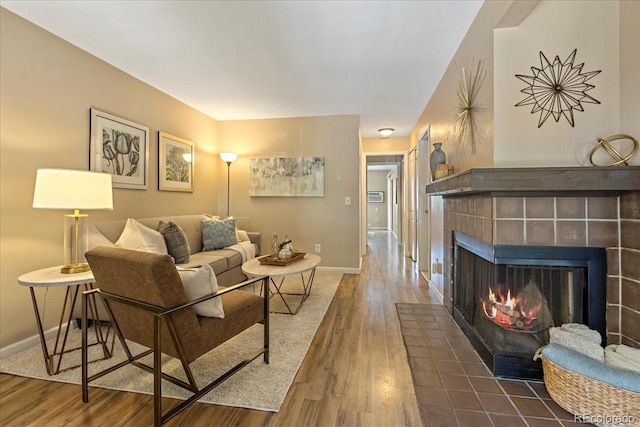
[242,253,321,314]
[18,266,112,375]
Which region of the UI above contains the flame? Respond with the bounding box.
[482,284,543,331]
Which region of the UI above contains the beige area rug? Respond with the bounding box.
[0,271,343,412]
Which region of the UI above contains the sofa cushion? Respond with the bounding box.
[177,265,224,318]
[157,221,191,264]
[202,217,237,250]
[116,218,168,255]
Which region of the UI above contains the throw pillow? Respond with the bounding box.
[177,265,224,318]
[237,229,250,242]
[202,216,237,250]
[157,221,191,264]
[116,218,168,254]
[88,225,117,249]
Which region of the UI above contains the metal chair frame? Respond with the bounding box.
[81,275,269,426]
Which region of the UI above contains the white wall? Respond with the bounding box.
[494,0,635,167]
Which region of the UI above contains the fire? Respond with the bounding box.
[482,284,544,331]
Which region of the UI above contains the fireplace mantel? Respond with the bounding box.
[425,166,640,197]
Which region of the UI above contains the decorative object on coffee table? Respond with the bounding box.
[429,143,446,180]
[589,134,638,167]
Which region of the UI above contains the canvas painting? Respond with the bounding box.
[249,157,325,197]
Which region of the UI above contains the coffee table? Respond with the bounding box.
[242,253,321,314]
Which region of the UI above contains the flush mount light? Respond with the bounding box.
[378,128,394,138]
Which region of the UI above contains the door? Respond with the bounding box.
[408,147,418,262]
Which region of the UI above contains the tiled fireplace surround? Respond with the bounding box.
[426,167,640,348]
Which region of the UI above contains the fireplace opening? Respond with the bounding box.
[453,233,606,380]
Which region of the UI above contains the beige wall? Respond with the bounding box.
[494,0,630,166]
[0,9,361,349]
[218,116,361,271]
[0,9,222,348]
[366,170,389,229]
[413,0,639,299]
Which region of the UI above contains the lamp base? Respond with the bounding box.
[60,263,91,274]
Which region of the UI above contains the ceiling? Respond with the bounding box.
[2,1,483,138]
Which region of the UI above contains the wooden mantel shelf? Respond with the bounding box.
[425,166,640,197]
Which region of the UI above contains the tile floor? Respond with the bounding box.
[396,303,593,427]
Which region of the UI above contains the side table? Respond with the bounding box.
[242,253,321,315]
[18,266,113,375]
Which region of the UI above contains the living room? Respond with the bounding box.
[2,0,639,425]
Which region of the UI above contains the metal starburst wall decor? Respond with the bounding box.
[454,60,486,154]
[515,49,601,128]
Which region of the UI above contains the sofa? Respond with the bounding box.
[90,214,261,285]
[74,214,261,321]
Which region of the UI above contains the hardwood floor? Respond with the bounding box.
[0,231,436,426]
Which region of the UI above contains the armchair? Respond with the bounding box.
[82,246,269,426]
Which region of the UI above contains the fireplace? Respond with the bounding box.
[453,233,607,380]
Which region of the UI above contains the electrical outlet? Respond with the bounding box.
[315,244,321,253]
[345,196,351,205]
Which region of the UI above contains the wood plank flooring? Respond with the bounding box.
[0,231,436,426]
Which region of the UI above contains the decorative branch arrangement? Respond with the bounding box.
[515,49,601,128]
[454,60,486,154]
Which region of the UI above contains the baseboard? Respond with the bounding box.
[422,272,444,304]
[0,322,72,360]
[317,266,361,275]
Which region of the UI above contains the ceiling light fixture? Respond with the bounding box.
[378,128,394,138]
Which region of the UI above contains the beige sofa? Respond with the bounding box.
[74,214,261,322]
[91,214,261,286]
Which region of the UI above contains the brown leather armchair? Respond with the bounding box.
[82,246,269,426]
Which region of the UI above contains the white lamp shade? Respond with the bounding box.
[220,152,238,163]
[33,169,113,210]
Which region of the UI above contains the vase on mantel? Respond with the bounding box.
[430,143,446,180]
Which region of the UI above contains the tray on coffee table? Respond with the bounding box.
[258,252,306,266]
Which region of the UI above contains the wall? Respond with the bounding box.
[414,0,640,343]
[494,1,632,167]
[0,9,222,348]
[218,115,361,271]
[366,170,389,229]
[0,9,362,351]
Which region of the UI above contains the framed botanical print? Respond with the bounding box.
[90,108,149,190]
[158,132,194,192]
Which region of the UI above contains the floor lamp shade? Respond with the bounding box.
[33,169,113,273]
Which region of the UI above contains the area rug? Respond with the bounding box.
[0,270,343,412]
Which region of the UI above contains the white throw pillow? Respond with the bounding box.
[237,229,250,242]
[177,265,224,318]
[116,218,168,254]
[88,225,117,249]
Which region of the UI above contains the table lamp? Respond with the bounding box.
[32,169,113,273]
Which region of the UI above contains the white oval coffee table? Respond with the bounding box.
[242,253,321,315]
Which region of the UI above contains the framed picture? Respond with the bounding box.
[158,132,194,192]
[90,108,149,190]
[249,157,325,197]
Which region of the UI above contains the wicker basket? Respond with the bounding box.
[541,357,640,427]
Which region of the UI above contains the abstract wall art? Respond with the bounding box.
[249,157,325,197]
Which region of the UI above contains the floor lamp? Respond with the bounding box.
[32,169,113,273]
[220,152,237,217]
